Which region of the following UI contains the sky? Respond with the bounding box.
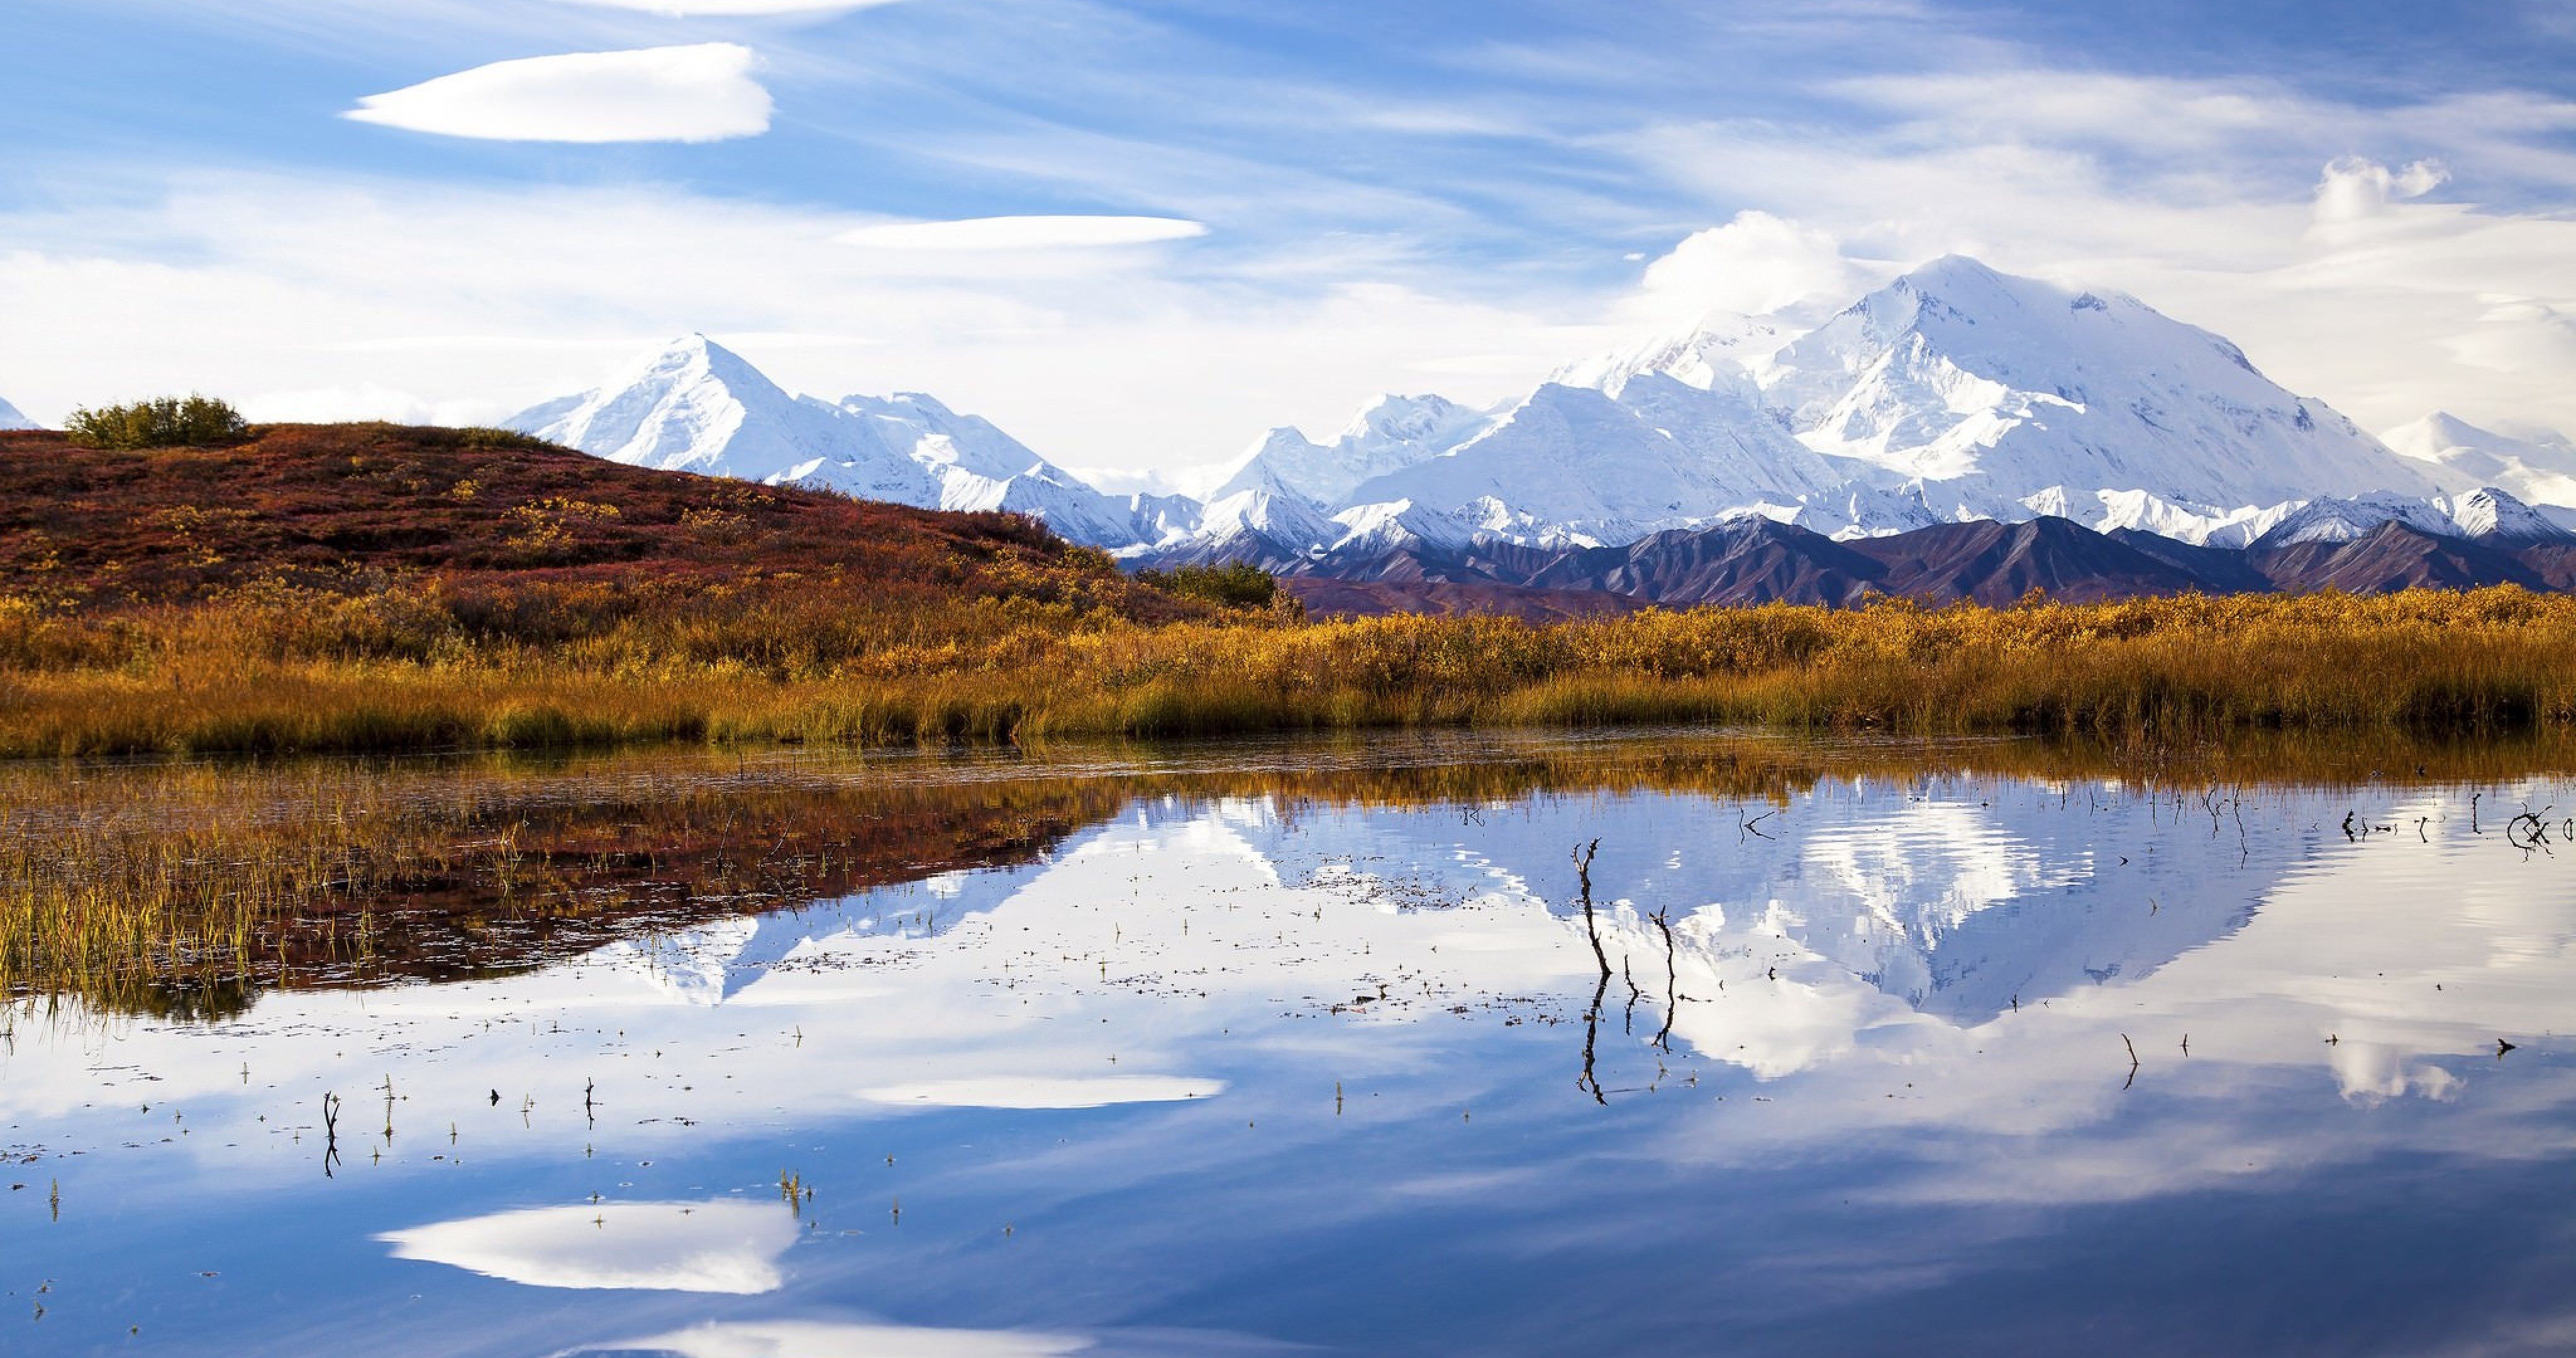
[3,0,2574,482]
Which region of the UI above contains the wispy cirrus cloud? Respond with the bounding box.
[838,215,1207,250]
[345,43,772,143]
[555,0,902,12]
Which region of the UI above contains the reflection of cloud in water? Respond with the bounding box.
[858,1075,1224,1108]
[380,1200,797,1293]
[10,771,2572,1227]
[562,1319,1092,1358]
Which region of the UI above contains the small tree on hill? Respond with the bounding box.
[65,395,252,450]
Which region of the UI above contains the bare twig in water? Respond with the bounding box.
[1574,839,1607,1105]
[321,1092,342,1178]
[1650,908,1679,1054]
[2121,1034,2141,1091]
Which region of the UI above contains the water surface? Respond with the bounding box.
[5,732,2574,1355]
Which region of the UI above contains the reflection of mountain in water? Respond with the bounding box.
[598,863,1049,1003]
[602,777,2309,1030]
[1216,781,2301,1025]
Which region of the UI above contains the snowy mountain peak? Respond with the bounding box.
[2252,491,2461,548]
[0,394,36,431]
[1760,255,2434,514]
[1341,392,1482,446]
[508,337,1169,548]
[509,332,902,489]
[1554,310,1793,396]
[2382,411,2576,509]
[1210,394,1497,507]
[2444,486,2573,543]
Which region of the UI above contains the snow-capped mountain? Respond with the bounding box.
[2441,487,2572,543]
[1757,257,2436,519]
[1341,372,1857,546]
[2383,412,2576,511]
[0,394,36,431]
[2253,486,2573,548]
[1548,308,1796,394]
[508,336,1180,549]
[1211,394,1498,506]
[2251,491,2479,548]
[1154,487,1341,569]
[508,335,937,503]
[1148,256,2458,563]
[497,265,2572,579]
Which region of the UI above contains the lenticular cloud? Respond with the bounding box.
[345,44,771,143]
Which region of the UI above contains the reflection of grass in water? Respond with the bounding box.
[0,757,1131,1018]
[11,590,2576,756]
[8,728,2574,1018]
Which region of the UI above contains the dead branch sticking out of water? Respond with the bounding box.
[1575,838,1607,1105]
[1650,908,1679,1053]
[320,1092,341,1178]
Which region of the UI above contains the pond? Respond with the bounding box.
[4,731,2573,1355]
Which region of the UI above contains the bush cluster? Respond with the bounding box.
[1136,560,1279,609]
[64,395,251,450]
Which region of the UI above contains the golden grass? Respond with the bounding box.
[5,585,2576,756]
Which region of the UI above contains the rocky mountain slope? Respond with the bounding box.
[1275,497,2576,616]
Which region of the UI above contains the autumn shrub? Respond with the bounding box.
[1137,561,1280,609]
[64,395,251,450]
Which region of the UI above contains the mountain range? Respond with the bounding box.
[498,257,2576,601]
[0,258,2488,610]
[502,336,1192,551]
[1262,510,2576,620]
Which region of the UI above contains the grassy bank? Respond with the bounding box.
[7,422,2576,756]
[4,585,2576,756]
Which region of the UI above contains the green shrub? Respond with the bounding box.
[1137,560,1279,609]
[65,395,251,450]
[455,426,548,452]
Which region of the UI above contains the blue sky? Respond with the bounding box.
[4,0,2573,475]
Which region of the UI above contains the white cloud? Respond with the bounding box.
[2314,155,2451,226]
[837,215,1209,251]
[2445,299,2576,377]
[557,0,901,12]
[345,44,771,143]
[1628,211,1865,327]
[0,176,1597,473]
[236,382,501,426]
[1616,75,2576,438]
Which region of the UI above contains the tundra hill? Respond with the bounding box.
[0,424,1201,623]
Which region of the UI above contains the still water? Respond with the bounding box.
[4,731,2574,1355]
